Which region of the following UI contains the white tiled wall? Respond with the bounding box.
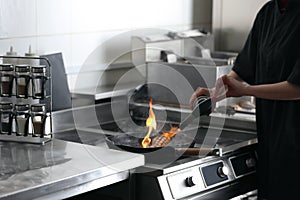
[0,0,212,90]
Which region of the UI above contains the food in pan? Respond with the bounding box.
[150,134,170,148]
[150,127,179,148]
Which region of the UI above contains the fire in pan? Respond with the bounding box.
[105,97,215,156]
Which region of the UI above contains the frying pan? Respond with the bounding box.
[105,132,220,159]
[105,97,212,154]
[105,133,193,153]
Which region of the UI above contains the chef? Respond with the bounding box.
[190,0,300,199]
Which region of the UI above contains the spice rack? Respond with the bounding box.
[0,56,52,145]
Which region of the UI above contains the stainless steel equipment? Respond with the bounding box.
[132,29,216,66]
[134,142,257,200]
[131,29,244,109]
[99,91,257,200]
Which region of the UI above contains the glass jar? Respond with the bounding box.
[31,104,47,137]
[0,102,13,134]
[0,64,14,97]
[15,65,31,98]
[31,65,47,99]
[15,104,30,136]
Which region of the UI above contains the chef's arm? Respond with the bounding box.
[219,71,300,100]
[245,81,300,100]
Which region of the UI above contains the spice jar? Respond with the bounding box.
[15,104,30,136]
[15,65,31,98]
[0,102,13,134]
[31,104,47,137]
[0,64,14,97]
[31,65,47,99]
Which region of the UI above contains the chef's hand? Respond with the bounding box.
[189,72,248,109]
[212,75,249,101]
[189,87,212,109]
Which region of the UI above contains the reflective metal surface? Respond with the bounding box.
[0,134,51,144]
[0,139,144,200]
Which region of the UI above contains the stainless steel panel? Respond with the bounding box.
[166,167,205,199]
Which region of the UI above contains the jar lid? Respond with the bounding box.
[31,104,46,113]
[6,46,17,56]
[25,45,38,57]
[0,64,14,71]
[31,65,46,73]
[15,103,29,112]
[0,102,13,110]
[15,65,30,72]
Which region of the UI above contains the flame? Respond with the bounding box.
[162,127,180,139]
[142,99,157,148]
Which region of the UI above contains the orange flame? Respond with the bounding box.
[142,99,157,148]
[162,127,180,139]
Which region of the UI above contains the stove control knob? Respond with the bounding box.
[185,176,196,187]
[246,158,256,168]
[217,166,229,178]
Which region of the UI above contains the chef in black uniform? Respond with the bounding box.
[190,0,300,199]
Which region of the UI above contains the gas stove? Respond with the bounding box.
[99,112,257,200]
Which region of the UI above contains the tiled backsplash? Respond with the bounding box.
[0,0,212,90]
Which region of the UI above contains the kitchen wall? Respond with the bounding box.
[213,0,269,51]
[0,0,212,91]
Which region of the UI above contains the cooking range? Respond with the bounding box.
[94,90,257,200]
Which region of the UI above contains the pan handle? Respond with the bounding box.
[179,97,212,130]
[176,147,222,157]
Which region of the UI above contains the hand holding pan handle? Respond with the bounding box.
[179,96,212,130]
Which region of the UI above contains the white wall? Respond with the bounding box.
[0,0,212,91]
[213,0,268,51]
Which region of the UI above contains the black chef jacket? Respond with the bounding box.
[232,0,300,199]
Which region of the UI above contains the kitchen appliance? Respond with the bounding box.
[131,29,246,110]
[84,92,257,200]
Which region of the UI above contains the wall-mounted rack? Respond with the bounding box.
[0,56,52,145]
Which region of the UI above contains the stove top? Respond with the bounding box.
[99,118,257,169]
[100,118,256,147]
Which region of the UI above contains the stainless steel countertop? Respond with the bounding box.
[0,138,144,200]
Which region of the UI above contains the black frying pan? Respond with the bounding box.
[105,132,219,158]
[105,132,195,153]
[105,133,160,153]
[105,97,212,153]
